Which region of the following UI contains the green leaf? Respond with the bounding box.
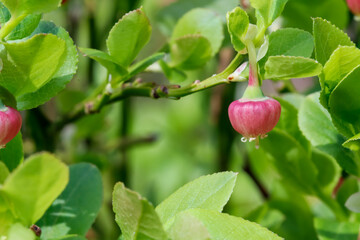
[37,163,102,239]
[112,182,167,240]
[0,152,69,225]
[0,0,60,16]
[171,8,223,56]
[0,161,9,184]
[314,218,360,240]
[329,65,360,124]
[311,149,339,189]
[281,0,349,32]
[0,86,16,109]
[107,8,151,68]
[275,98,310,152]
[1,33,66,96]
[7,223,35,240]
[259,28,314,76]
[155,172,237,228]
[170,209,283,240]
[343,133,360,151]
[0,2,10,23]
[265,56,322,80]
[168,212,211,240]
[320,46,360,108]
[6,14,41,40]
[128,52,165,78]
[159,60,186,83]
[79,47,127,77]
[298,93,360,176]
[226,7,249,51]
[249,0,288,31]
[170,35,212,70]
[260,129,317,194]
[345,192,360,213]
[313,17,354,66]
[155,0,238,37]
[16,21,78,110]
[0,133,23,172]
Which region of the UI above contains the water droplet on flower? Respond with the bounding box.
[241,137,247,142]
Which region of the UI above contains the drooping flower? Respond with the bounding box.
[0,106,22,148]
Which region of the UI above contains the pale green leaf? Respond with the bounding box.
[265,56,322,80]
[171,8,223,56]
[1,33,66,96]
[320,46,360,108]
[1,153,69,225]
[250,0,288,30]
[16,21,78,110]
[113,182,167,240]
[0,0,60,16]
[226,7,249,51]
[314,218,360,240]
[79,47,127,76]
[0,132,23,171]
[155,172,237,228]
[7,223,35,240]
[313,17,354,66]
[345,192,360,213]
[38,163,103,239]
[170,35,212,70]
[343,133,360,151]
[107,8,151,68]
[172,209,283,240]
[169,212,210,240]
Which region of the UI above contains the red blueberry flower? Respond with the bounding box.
[228,65,281,147]
[0,106,22,148]
[347,0,360,16]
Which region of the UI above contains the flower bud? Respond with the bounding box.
[347,0,360,16]
[228,96,281,147]
[0,106,22,148]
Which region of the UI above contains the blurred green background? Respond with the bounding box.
[22,0,357,239]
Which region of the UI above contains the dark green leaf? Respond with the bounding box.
[314,218,360,240]
[6,14,41,40]
[0,86,16,109]
[38,163,103,239]
[329,65,360,124]
[0,161,9,184]
[298,93,360,176]
[0,133,23,172]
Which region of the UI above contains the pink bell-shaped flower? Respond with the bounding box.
[228,65,281,147]
[0,106,22,148]
[347,0,360,16]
